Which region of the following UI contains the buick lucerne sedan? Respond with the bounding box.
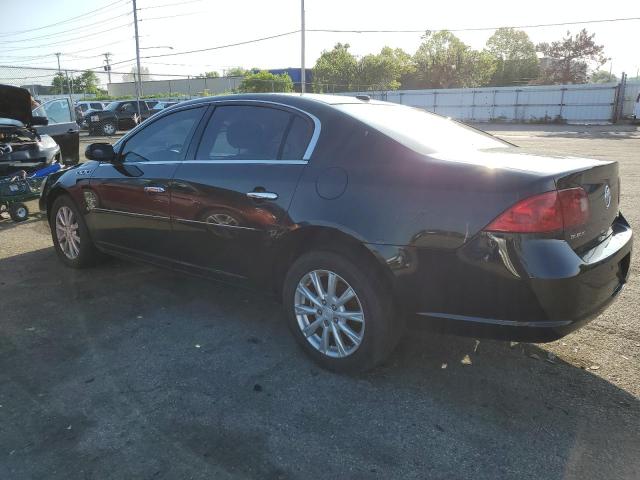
[41,94,633,372]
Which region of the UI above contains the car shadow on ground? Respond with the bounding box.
[0,248,638,479]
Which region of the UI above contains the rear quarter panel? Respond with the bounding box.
[288,118,555,251]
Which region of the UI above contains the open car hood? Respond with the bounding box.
[0,84,33,126]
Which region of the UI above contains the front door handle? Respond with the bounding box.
[247,191,278,200]
[144,186,166,194]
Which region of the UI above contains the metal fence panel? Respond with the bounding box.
[345,82,619,123]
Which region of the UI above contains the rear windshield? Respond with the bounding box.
[335,103,508,155]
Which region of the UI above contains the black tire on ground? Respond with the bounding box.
[283,250,401,373]
[101,121,117,136]
[9,203,29,222]
[50,195,100,268]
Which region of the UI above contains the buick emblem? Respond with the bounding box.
[603,184,611,209]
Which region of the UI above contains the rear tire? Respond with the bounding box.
[9,203,29,222]
[50,195,100,268]
[283,251,401,373]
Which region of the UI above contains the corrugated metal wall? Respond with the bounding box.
[346,83,620,124]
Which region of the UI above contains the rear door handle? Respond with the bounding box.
[144,186,166,194]
[246,191,278,200]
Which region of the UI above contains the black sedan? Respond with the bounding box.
[87,100,152,136]
[40,94,633,372]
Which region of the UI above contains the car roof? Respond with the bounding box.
[177,93,385,112]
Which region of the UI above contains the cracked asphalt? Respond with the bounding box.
[0,125,638,479]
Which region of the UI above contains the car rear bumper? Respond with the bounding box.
[377,214,633,342]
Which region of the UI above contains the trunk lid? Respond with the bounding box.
[430,147,619,250]
[555,160,619,251]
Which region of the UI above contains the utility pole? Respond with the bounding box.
[300,0,306,93]
[103,52,112,84]
[55,53,62,94]
[132,0,143,119]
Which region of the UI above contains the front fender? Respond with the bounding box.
[39,161,99,214]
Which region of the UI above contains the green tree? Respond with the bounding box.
[413,31,496,88]
[486,28,539,86]
[197,71,220,78]
[238,70,294,93]
[225,67,247,77]
[355,47,415,90]
[51,72,69,94]
[590,70,617,83]
[75,70,100,93]
[312,43,358,92]
[536,29,607,84]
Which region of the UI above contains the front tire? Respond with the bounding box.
[283,251,400,373]
[50,195,99,268]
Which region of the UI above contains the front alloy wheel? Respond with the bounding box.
[50,195,100,268]
[55,205,80,259]
[294,269,365,358]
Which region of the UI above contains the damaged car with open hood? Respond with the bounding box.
[0,84,79,176]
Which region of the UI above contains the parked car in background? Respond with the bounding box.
[1,85,60,175]
[87,100,151,136]
[41,93,633,372]
[75,101,107,128]
[150,100,179,115]
[1,85,79,174]
[634,92,640,123]
[31,97,80,164]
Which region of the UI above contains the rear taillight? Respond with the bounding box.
[484,188,589,233]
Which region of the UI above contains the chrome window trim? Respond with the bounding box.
[98,159,308,166]
[112,98,321,162]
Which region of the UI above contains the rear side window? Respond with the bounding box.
[196,105,297,161]
[90,103,103,109]
[281,115,313,159]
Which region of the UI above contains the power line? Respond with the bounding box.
[0,23,133,52]
[137,0,204,9]
[107,30,301,67]
[0,0,129,37]
[139,11,207,22]
[308,16,640,34]
[0,12,132,44]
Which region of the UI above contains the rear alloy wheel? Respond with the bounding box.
[101,121,116,136]
[294,269,365,358]
[50,195,100,268]
[283,251,401,372]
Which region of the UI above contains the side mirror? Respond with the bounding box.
[85,143,116,162]
[31,116,48,126]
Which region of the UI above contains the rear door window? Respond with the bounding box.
[90,103,103,110]
[196,105,292,161]
[281,115,313,159]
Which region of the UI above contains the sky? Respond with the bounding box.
[1,0,639,86]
